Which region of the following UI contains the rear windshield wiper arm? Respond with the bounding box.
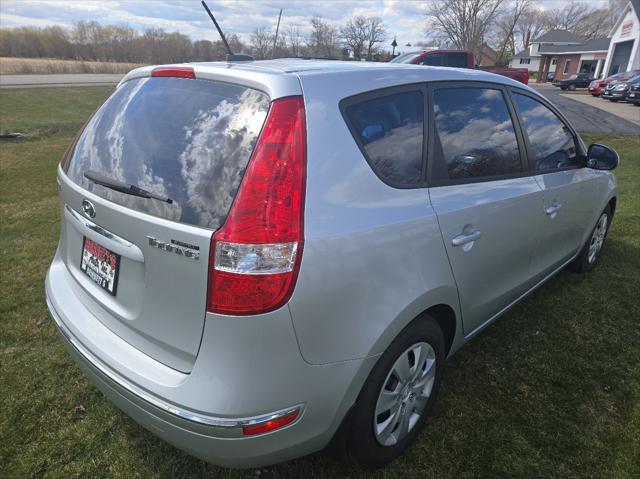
[84,170,173,204]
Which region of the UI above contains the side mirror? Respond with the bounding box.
[586,143,619,170]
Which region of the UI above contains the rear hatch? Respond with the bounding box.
[59,74,270,372]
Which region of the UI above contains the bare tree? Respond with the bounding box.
[309,16,340,58]
[572,7,615,40]
[251,27,273,60]
[515,8,548,50]
[426,0,504,61]
[545,0,583,31]
[364,17,386,60]
[494,0,531,64]
[341,16,368,60]
[542,0,619,41]
[287,26,304,57]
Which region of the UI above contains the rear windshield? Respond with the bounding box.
[64,77,270,229]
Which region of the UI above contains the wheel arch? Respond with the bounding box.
[608,196,617,220]
[419,304,457,357]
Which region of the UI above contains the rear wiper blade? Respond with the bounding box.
[84,170,173,204]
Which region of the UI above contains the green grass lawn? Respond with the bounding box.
[1,87,639,479]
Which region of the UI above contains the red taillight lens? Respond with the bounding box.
[242,410,300,436]
[151,67,195,79]
[207,96,306,315]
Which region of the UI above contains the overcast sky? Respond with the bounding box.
[0,0,609,52]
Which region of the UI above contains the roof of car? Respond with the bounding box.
[192,58,517,81]
[122,59,536,100]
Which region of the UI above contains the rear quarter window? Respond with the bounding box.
[64,77,270,229]
[341,89,424,187]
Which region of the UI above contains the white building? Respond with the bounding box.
[509,29,582,74]
[602,0,640,76]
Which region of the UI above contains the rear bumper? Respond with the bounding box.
[45,249,375,468]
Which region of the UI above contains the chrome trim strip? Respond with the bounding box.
[464,255,577,340]
[46,293,304,429]
[65,204,135,248]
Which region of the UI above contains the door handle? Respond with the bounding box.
[545,203,563,216]
[452,230,482,247]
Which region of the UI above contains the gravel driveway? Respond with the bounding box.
[530,84,639,135]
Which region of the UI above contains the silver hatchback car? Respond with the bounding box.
[45,60,619,469]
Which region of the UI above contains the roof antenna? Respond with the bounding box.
[201,0,253,62]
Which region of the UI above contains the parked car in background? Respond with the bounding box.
[625,79,640,105]
[589,70,640,96]
[547,72,556,82]
[46,59,619,469]
[553,73,593,90]
[390,49,475,68]
[602,74,640,101]
[390,49,529,84]
[482,65,530,84]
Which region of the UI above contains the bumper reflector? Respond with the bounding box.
[242,409,300,436]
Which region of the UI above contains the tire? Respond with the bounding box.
[591,94,599,97]
[346,317,445,469]
[561,87,567,90]
[609,99,617,102]
[568,84,576,91]
[570,205,612,273]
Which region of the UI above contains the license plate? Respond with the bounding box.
[630,93,637,97]
[81,237,120,295]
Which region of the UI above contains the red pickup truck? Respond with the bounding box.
[390,49,530,85]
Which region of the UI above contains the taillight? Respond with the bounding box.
[151,67,195,79]
[207,96,306,315]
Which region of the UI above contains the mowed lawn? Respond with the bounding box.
[1,87,639,479]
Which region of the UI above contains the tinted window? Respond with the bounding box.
[420,54,443,66]
[512,93,578,171]
[345,91,424,185]
[432,88,522,181]
[390,52,421,64]
[447,52,470,68]
[65,77,270,229]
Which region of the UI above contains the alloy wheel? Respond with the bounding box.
[588,213,608,264]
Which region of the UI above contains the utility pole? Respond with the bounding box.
[272,8,283,59]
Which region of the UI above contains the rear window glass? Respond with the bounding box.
[343,90,424,186]
[64,77,270,229]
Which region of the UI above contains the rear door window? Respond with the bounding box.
[64,77,270,229]
[512,92,579,171]
[342,89,424,187]
[431,87,522,182]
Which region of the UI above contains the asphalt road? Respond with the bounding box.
[530,84,640,135]
[0,73,123,88]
